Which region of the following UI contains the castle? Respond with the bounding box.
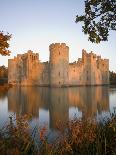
[8,43,109,87]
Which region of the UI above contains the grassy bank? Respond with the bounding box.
[0,114,116,155]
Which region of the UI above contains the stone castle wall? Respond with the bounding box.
[8,43,109,87]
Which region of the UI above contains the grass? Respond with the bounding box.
[0,113,116,155]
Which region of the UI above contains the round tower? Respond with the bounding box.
[49,43,69,87]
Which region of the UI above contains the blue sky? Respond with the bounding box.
[0,0,116,71]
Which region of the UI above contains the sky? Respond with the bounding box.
[0,0,116,71]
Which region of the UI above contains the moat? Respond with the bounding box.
[0,86,116,129]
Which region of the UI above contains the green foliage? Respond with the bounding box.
[76,0,116,43]
[0,31,11,56]
[110,71,116,85]
[0,65,8,78]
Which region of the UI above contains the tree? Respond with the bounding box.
[0,31,11,56]
[110,71,116,85]
[76,0,116,43]
[0,65,8,78]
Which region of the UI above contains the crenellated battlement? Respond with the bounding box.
[49,43,69,65]
[49,43,69,51]
[81,50,109,68]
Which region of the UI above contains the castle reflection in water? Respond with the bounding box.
[7,86,109,129]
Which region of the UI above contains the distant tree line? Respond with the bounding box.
[0,66,8,85]
[0,66,8,78]
[110,71,116,85]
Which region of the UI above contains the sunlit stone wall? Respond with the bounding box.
[8,43,109,86]
[68,49,109,86]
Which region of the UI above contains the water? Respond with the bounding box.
[0,86,116,130]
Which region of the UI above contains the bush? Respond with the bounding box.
[0,114,116,155]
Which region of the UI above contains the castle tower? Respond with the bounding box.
[26,50,39,80]
[8,58,17,85]
[97,58,109,85]
[49,43,69,87]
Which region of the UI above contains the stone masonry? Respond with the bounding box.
[8,43,109,87]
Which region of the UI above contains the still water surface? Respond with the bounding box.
[0,86,116,130]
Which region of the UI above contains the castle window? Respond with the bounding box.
[59,81,60,84]
[59,52,60,55]
[74,69,75,72]
[59,72,60,76]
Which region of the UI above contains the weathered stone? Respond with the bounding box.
[8,43,109,87]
